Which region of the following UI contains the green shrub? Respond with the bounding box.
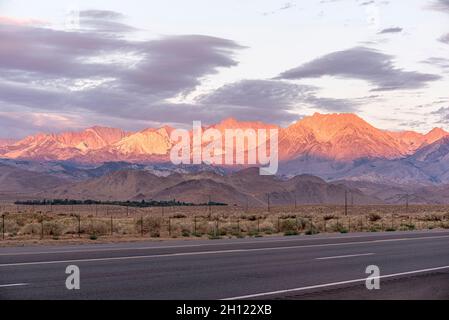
[43,221,65,236]
[280,219,297,232]
[399,223,416,231]
[1,220,20,235]
[19,222,40,235]
[182,230,190,237]
[137,216,162,235]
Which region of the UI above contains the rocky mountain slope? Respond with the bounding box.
[39,167,381,206]
[1,113,446,164]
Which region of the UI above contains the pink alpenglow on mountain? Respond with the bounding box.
[0,139,16,147]
[0,113,447,163]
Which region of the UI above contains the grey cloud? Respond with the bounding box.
[263,2,297,16]
[80,10,125,20]
[0,78,356,128]
[196,79,357,123]
[125,36,243,96]
[430,0,449,12]
[429,1,449,43]
[0,22,244,122]
[277,47,441,91]
[197,80,313,109]
[0,24,134,80]
[79,10,136,33]
[0,111,83,138]
[422,57,449,72]
[304,96,358,112]
[80,19,137,33]
[398,120,426,128]
[378,27,402,34]
[431,106,449,124]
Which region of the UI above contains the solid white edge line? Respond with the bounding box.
[0,283,29,288]
[316,253,375,260]
[1,234,449,268]
[1,230,448,257]
[221,265,449,300]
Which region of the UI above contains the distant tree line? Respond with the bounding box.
[14,199,228,207]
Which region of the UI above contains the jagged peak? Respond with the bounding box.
[302,112,368,124]
[424,127,449,144]
[425,127,448,136]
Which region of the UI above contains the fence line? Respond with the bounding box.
[1,207,448,241]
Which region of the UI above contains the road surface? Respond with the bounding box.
[1,230,449,299]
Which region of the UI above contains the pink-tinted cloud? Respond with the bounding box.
[0,15,48,26]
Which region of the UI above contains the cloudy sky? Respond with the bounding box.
[0,0,448,138]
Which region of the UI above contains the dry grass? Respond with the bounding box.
[1,203,449,244]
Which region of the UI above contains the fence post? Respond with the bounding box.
[41,214,44,240]
[348,216,351,233]
[168,217,171,237]
[194,216,197,235]
[110,214,113,236]
[2,214,4,240]
[141,214,144,236]
[78,214,81,238]
[277,216,280,233]
[257,217,260,233]
[215,218,219,237]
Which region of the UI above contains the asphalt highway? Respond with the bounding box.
[1,230,448,299]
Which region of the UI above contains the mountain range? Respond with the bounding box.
[1,113,447,164]
[3,113,449,204]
